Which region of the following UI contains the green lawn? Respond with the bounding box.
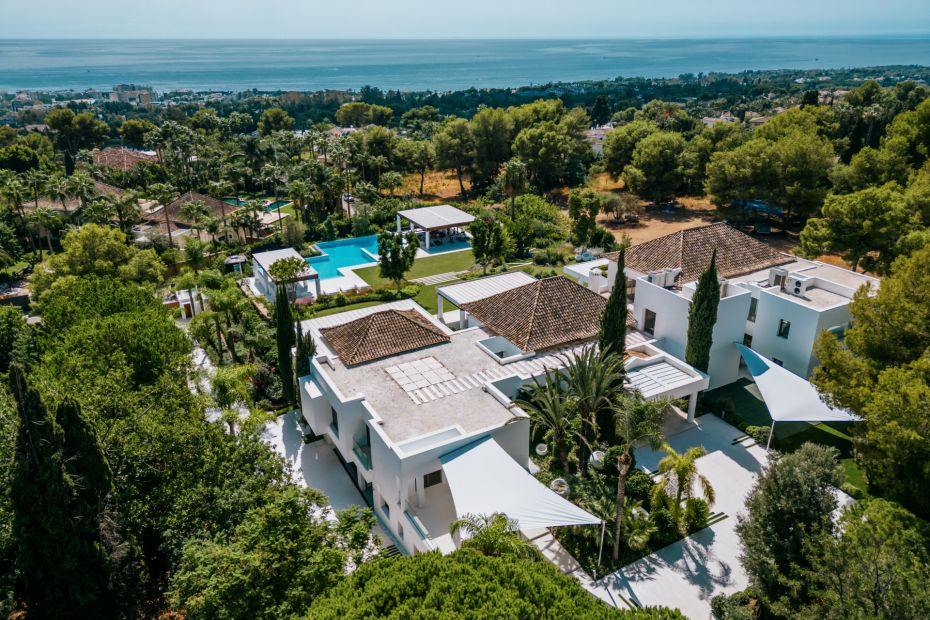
[312,300,384,317]
[704,378,869,496]
[354,250,476,287]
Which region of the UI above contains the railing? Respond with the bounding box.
[353,440,372,470]
[404,510,435,552]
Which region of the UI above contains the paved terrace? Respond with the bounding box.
[304,300,585,445]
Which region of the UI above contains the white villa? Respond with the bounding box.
[297,274,707,555]
[251,248,321,303]
[598,223,878,388]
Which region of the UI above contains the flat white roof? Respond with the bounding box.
[437,271,536,306]
[626,361,699,399]
[397,204,476,230]
[253,248,317,278]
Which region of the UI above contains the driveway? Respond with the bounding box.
[594,414,767,619]
[262,412,390,544]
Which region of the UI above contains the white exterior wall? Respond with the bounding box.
[632,279,750,390]
[749,290,851,378]
[300,360,531,556]
[252,257,275,302]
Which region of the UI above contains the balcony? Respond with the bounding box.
[352,439,372,470]
[404,510,436,552]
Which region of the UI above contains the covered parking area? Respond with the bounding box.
[396,204,475,251]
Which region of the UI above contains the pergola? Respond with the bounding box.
[395,204,475,250]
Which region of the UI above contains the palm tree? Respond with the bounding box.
[180,199,209,240]
[148,183,178,248]
[66,172,95,212]
[608,393,668,561]
[1,176,35,257]
[500,158,528,219]
[517,369,577,474]
[81,198,115,226]
[561,345,624,475]
[287,179,311,224]
[184,238,207,275]
[449,513,540,561]
[28,207,59,258]
[45,173,71,214]
[209,179,233,225]
[203,216,222,248]
[650,444,715,534]
[109,192,142,234]
[23,169,46,214]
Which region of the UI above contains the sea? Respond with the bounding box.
[1,37,930,93]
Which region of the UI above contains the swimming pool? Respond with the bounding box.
[306,235,379,279]
[266,200,290,212]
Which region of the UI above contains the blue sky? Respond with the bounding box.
[2,0,928,39]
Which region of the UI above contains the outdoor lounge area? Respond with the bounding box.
[396,204,475,254]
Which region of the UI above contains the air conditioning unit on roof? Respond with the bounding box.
[785,272,811,297]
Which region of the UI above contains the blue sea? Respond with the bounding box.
[1,37,929,93]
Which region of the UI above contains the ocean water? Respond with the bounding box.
[1,37,929,93]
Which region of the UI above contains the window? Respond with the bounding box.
[742,333,753,347]
[777,319,791,339]
[397,523,405,540]
[424,470,442,488]
[381,499,390,518]
[329,406,339,437]
[747,297,758,323]
[643,309,657,335]
[772,357,784,367]
[773,273,786,288]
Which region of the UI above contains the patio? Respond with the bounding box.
[396,204,475,251]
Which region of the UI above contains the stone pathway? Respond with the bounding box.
[410,270,467,286]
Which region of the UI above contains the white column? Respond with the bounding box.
[396,214,401,233]
[425,230,430,249]
[687,392,698,423]
[415,476,425,507]
[460,309,468,329]
[314,277,321,299]
[436,292,444,323]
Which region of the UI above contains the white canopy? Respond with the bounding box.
[736,344,859,423]
[439,437,601,529]
[397,204,475,230]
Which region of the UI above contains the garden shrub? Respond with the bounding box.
[626,470,655,502]
[840,481,865,499]
[684,498,710,532]
[711,588,757,620]
[649,508,679,545]
[745,425,771,445]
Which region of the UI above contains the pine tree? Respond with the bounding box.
[275,284,296,403]
[599,248,627,361]
[685,249,720,373]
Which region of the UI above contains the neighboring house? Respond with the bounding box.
[28,180,125,213]
[602,223,878,388]
[701,113,739,128]
[298,276,707,555]
[92,147,157,172]
[251,248,321,302]
[583,124,613,155]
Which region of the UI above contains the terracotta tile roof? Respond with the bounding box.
[92,148,157,172]
[460,276,606,352]
[604,223,793,282]
[160,191,233,225]
[320,309,450,366]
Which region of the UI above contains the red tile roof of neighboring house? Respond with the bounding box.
[92,148,157,172]
[460,276,606,352]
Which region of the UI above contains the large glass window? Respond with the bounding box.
[777,319,791,339]
[329,406,339,437]
[424,470,442,488]
[643,309,657,335]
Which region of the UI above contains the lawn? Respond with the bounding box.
[353,249,477,287]
[311,300,385,317]
[704,378,868,495]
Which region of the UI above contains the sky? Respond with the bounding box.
[2,0,929,39]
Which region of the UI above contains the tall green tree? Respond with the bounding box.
[469,215,510,274]
[257,107,295,136]
[649,444,714,533]
[517,369,577,474]
[609,394,667,561]
[274,284,296,404]
[567,189,601,247]
[377,230,419,291]
[621,131,686,202]
[563,345,624,474]
[599,248,627,357]
[684,249,719,373]
[469,107,513,189]
[433,117,475,196]
[44,107,109,175]
[736,443,843,616]
[499,158,528,219]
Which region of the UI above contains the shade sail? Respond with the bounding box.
[439,437,601,529]
[736,344,859,423]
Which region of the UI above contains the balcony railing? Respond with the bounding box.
[353,440,372,470]
[404,510,435,552]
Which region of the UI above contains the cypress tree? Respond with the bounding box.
[8,366,92,618]
[685,249,720,373]
[599,248,628,362]
[294,320,315,380]
[275,284,296,403]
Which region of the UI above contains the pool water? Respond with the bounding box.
[224,197,248,206]
[266,200,290,212]
[306,235,380,279]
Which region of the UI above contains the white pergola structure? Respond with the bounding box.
[396,204,476,250]
[736,344,860,449]
[435,271,536,326]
